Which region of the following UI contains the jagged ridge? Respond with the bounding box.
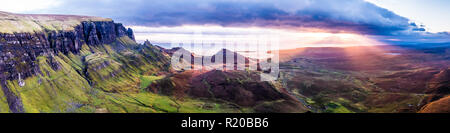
[0,12,253,113]
[0,12,138,112]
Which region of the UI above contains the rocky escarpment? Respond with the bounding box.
[0,21,134,81]
[0,12,244,113]
[0,18,134,112]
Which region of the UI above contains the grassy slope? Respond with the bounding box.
[280,62,429,113]
[5,55,93,112]
[0,35,245,113]
[83,37,246,113]
[0,12,253,113]
[140,75,164,90]
[278,46,450,113]
[0,85,10,112]
[0,11,111,33]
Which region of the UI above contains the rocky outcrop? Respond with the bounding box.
[0,21,134,81]
[147,70,309,112]
[0,20,135,112]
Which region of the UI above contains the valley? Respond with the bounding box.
[277,45,450,112]
[0,11,449,113]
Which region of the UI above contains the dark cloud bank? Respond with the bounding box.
[37,0,449,43]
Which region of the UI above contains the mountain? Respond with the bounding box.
[145,47,308,112]
[0,12,306,113]
[0,12,200,113]
[147,70,308,113]
[277,46,450,113]
[0,11,164,113]
[419,68,450,113]
[1,11,449,113]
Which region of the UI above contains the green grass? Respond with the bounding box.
[80,38,169,93]
[0,11,111,33]
[129,92,245,113]
[84,91,245,113]
[80,44,93,56]
[6,55,93,113]
[117,36,139,46]
[0,85,11,113]
[1,52,208,113]
[324,102,354,113]
[0,33,239,113]
[140,75,164,89]
[367,94,424,113]
[84,51,138,92]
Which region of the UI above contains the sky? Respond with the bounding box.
[0,0,449,48]
[366,0,450,33]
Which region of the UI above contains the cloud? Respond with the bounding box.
[30,0,426,36]
[0,0,60,13]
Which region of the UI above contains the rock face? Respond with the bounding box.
[0,18,135,112]
[0,21,135,81]
[1,12,232,113]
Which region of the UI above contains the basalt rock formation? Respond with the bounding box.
[0,12,268,113]
[0,21,135,81]
[0,12,151,113]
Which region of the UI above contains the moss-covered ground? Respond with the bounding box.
[0,36,245,113]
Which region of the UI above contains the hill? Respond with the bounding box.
[419,96,450,113]
[0,12,243,113]
[0,12,298,113]
[0,11,111,33]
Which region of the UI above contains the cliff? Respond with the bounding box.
[0,12,305,113]
[0,12,140,112]
[0,11,250,113]
[0,12,135,81]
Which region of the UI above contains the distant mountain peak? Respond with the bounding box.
[143,39,152,46]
